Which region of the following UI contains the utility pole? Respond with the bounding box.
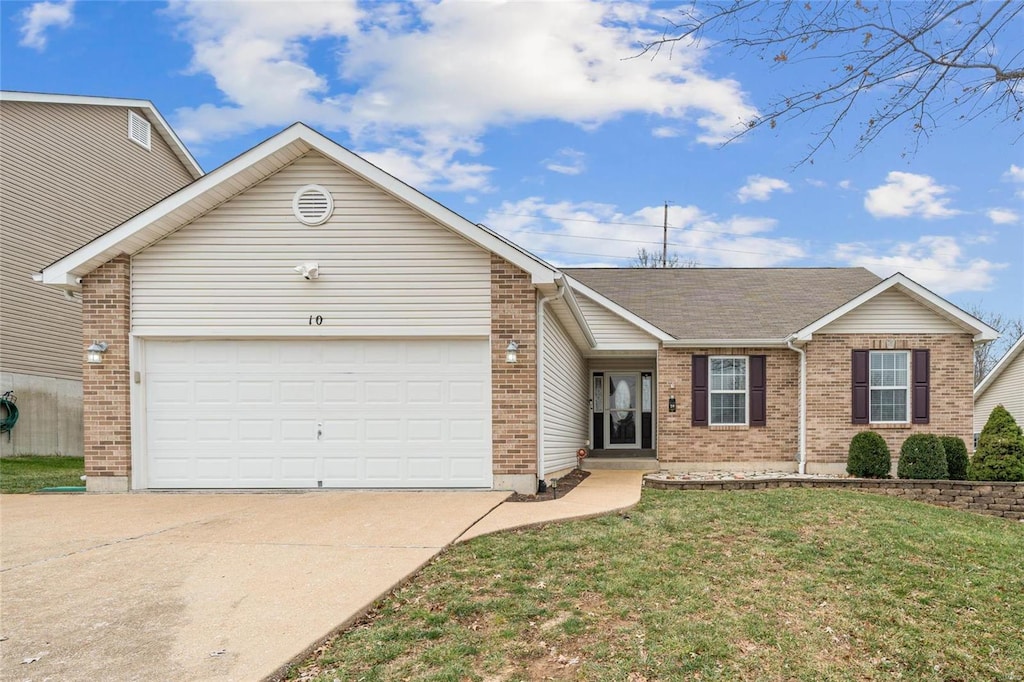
[662,201,668,268]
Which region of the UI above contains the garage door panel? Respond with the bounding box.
[144,339,491,488]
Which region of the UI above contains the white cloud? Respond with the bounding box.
[864,171,960,219]
[987,208,1020,225]
[18,0,74,50]
[651,126,681,138]
[544,149,586,176]
[481,197,805,267]
[805,179,827,188]
[833,235,1005,294]
[838,179,852,190]
[736,175,792,203]
[169,0,757,189]
[1003,164,1024,183]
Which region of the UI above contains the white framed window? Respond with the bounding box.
[709,356,747,425]
[869,350,909,423]
[127,110,151,150]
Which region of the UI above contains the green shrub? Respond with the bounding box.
[897,434,948,480]
[969,405,1024,482]
[977,404,1023,446]
[847,431,891,478]
[939,436,969,480]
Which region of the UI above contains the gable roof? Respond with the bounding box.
[563,267,881,343]
[975,335,1024,399]
[37,123,557,287]
[0,91,203,179]
[793,272,999,343]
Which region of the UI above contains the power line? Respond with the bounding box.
[488,213,996,275]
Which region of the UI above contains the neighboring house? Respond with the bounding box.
[0,92,202,456]
[974,335,1024,440]
[36,123,997,492]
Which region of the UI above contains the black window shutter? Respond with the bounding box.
[852,350,869,424]
[749,355,767,427]
[912,349,930,424]
[692,355,708,427]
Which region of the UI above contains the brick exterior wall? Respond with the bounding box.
[81,255,132,483]
[656,347,799,465]
[490,255,537,477]
[644,478,1024,521]
[805,333,974,468]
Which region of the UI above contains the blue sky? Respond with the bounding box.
[3,0,1022,328]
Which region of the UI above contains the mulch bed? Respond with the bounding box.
[507,469,590,503]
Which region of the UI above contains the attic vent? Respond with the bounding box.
[127,110,151,150]
[292,185,334,226]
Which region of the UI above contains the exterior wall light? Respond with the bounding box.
[86,341,108,364]
[505,341,518,363]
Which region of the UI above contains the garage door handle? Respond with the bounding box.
[317,422,323,441]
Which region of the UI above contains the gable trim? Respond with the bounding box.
[0,90,203,179]
[975,335,1024,399]
[37,123,557,287]
[793,273,998,343]
[564,276,673,342]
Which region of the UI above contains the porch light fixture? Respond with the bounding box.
[86,341,108,364]
[505,341,519,363]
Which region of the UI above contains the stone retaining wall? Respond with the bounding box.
[643,477,1024,520]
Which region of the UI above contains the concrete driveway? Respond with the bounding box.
[0,490,506,681]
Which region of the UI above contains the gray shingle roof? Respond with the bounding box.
[563,267,882,340]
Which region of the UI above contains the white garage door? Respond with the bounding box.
[143,339,492,488]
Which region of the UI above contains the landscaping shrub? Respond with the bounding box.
[969,405,1024,482]
[847,431,891,478]
[939,436,969,480]
[897,434,948,480]
[976,404,1023,446]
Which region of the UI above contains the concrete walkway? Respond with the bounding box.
[0,471,643,682]
[460,469,645,542]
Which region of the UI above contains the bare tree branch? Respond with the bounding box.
[637,0,1024,163]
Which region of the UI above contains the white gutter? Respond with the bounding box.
[664,338,791,348]
[786,336,807,474]
[536,277,568,482]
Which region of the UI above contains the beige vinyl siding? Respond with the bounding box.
[589,358,656,372]
[0,101,195,380]
[975,354,1024,434]
[132,152,491,336]
[819,289,963,335]
[576,293,658,348]
[542,309,589,475]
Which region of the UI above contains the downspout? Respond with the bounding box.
[787,336,807,475]
[536,277,567,483]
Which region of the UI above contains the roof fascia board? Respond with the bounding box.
[974,335,1024,398]
[793,272,1000,342]
[564,276,674,342]
[559,282,597,349]
[1,91,203,179]
[296,125,556,285]
[39,127,310,285]
[663,339,791,348]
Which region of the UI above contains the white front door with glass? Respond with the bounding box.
[606,373,639,448]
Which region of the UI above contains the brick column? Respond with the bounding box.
[490,254,537,493]
[81,255,132,492]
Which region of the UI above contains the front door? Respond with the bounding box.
[605,373,639,448]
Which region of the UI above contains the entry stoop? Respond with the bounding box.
[583,449,659,472]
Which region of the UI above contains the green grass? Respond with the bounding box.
[0,455,84,493]
[290,489,1024,682]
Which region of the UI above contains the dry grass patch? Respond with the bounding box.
[289,489,1024,681]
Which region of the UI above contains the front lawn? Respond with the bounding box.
[0,455,84,493]
[290,489,1024,682]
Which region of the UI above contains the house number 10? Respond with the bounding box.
[309,315,323,326]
